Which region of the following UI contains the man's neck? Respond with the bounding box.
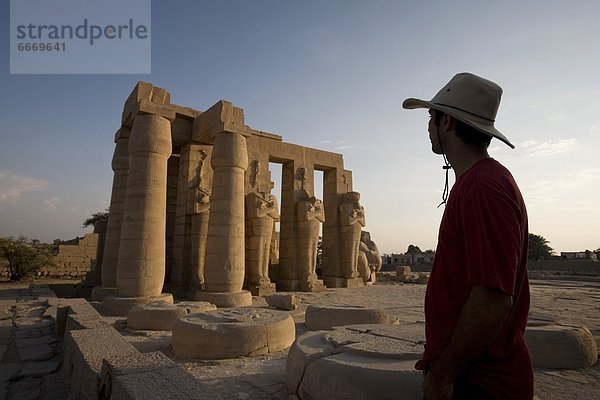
[447,146,491,177]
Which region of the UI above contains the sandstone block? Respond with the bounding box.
[110,366,210,400]
[395,265,412,276]
[525,323,598,368]
[63,326,139,400]
[65,313,110,335]
[305,305,398,330]
[265,293,300,310]
[286,324,424,399]
[56,298,100,336]
[172,308,295,359]
[99,351,177,399]
[300,280,327,292]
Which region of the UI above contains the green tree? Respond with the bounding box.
[0,236,55,281]
[82,208,109,228]
[406,245,422,254]
[528,233,554,261]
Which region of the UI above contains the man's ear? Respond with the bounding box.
[442,114,456,131]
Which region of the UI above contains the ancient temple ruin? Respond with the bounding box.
[94,82,378,312]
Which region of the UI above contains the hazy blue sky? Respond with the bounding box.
[1,0,599,254]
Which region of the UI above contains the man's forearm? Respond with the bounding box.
[433,285,513,380]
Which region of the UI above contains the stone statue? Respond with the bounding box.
[357,230,381,283]
[245,190,279,295]
[296,190,325,287]
[190,150,210,291]
[269,227,280,266]
[338,191,365,279]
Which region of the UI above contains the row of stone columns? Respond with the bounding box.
[96,111,367,313]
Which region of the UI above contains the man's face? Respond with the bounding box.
[428,109,444,155]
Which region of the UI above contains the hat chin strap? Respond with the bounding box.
[436,127,452,208]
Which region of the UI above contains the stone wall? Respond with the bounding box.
[45,233,98,279]
[0,234,100,281]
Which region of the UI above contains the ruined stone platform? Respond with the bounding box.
[287,324,424,399]
[127,300,217,331]
[172,308,296,359]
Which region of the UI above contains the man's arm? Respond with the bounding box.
[423,285,513,400]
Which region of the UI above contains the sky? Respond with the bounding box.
[1,0,599,254]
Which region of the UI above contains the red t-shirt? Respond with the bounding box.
[417,158,533,399]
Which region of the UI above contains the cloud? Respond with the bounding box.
[0,170,49,204]
[519,138,577,157]
[522,168,600,206]
[318,139,354,151]
[43,197,60,211]
[590,125,600,135]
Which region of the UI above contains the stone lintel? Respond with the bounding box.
[249,128,283,141]
[126,99,178,127]
[192,100,250,144]
[171,103,202,120]
[122,81,172,126]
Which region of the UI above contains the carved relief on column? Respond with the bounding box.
[189,149,211,292]
[296,189,326,292]
[338,191,365,286]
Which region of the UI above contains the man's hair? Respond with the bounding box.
[433,110,492,147]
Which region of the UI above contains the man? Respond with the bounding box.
[402,73,533,400]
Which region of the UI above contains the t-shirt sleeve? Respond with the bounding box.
[461,176,523,295]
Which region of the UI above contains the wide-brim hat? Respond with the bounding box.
[402,72,514,148]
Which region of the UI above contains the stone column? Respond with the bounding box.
[276,162,301,291]
[194,132,252,307]
[91,130,129,300]
[104,114,174,314]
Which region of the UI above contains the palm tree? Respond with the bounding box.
[528,233,554,261]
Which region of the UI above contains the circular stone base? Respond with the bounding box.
[192,290,252,308]
[172,308,296,359]
[525,323,598,368]
[104,293,174,316]
[90,286,116,301]
[286,324,424,399]
[304,305,398,330]
[127,300,217,331]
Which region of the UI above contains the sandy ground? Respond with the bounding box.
[102,275,600,400]
[2,275,599,399]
